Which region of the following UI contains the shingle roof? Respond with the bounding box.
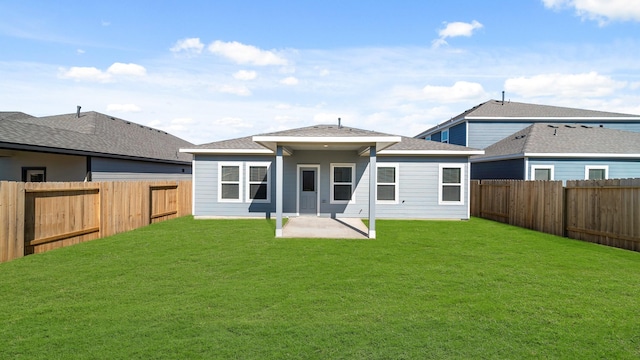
[1,111,193,163]
[474,123,640,160]
[416,100,640,138]
[255,124,395,138]
[185,125,481,154]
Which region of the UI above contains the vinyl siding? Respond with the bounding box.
[91,157,192,181]
[430,132,441,142]
[449,123,466,146]
[528,158,640,182]
[193,155,275,217]
[471,158,525,180]
[376,156,470,219]
[193,152,471,220]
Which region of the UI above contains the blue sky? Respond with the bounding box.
[1,0,640,144]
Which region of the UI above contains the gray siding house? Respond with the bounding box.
[415,100,640,149]
[181,125,483,238]
[0,111,193,182]
[471,123,640,182]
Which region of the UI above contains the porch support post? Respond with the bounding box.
[368,145,376,239]
[275,145,284,237]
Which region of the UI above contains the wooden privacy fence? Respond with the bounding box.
[0,180,192,263]
[471,179,640,252]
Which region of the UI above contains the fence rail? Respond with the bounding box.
[0,180,192,263]
[471,179,640,252]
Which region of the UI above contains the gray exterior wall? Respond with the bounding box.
[0,150,87,181]
[192,152,471,220]
[528,158,640,182]
[91,157,192,181]
[471,158,525,180]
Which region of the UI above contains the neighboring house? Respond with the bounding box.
[471,123,640,182]
[415,99,640,149]
[180,124,483,238]
[0,110,193,182]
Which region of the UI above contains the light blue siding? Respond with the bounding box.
[193,155,275,217]
[471,159,525,180]
[377,157,470,219]
[528,158,640,182]
[193,152,472,220]
[431,132,442,142]
[91,157,192,181]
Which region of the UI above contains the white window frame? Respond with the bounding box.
[218,162,243,202]
[531,165,554,181]
[376,163,399,204]
[441,129,449,144]
[585,165,608,180]
[438,163,465,205]
[330,163,356,204]
[245,162,271,203]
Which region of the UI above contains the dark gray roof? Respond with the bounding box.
[1,111,193,163]
[474,123,640,160]
[416,100,640,138]
[255,124,396,138]
[0,111,35,121]
[185,125,481,154]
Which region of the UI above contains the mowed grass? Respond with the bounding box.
[1,217,640,359]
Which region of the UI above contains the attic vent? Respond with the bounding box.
[565,125,576,128]
[515,134,526,139]
[547,125,559,128]
[581,125,592,128]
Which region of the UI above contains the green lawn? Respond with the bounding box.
[1,217,639,359]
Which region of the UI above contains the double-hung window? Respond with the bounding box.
[331,163,355,204]
[246,162,271,202]
[531,165,554,180]
[218,162,242,202]
[439,164,464,205]
[585,165,608,180]
[377,164,399,204]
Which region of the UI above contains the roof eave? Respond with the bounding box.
[377,149,484,156]
[179,148,274,155]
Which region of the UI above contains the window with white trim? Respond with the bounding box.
[531,165,554,180]
[585,165,608,180]
[441,129,449,144]
[439,164,464,205]
[218,162,242,202]
[376,164,399,204]
[246,162,271,202]
[331,163,355,204]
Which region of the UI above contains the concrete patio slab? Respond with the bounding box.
[282,217,369,239]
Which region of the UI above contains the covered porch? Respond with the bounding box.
[252,127,401,239]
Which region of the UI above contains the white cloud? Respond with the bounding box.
[219,84,252,96]
[504,72,626,97]
[107,62,146,76]
[101,20,110,27]
[280,76,299,85]
[433,20,483,47]
[76,49,85,54]
[106,103,141,112]
[208,40,288,66]
[422,81,487,102]
[170,38,204,54]
[59,66,111,82]
[60,62,146,82]
[275,103,291,109]
[542,0,640,24]
[171,117,194,125]
[233,70,258,80]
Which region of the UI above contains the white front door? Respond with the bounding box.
[299,168,317,215]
